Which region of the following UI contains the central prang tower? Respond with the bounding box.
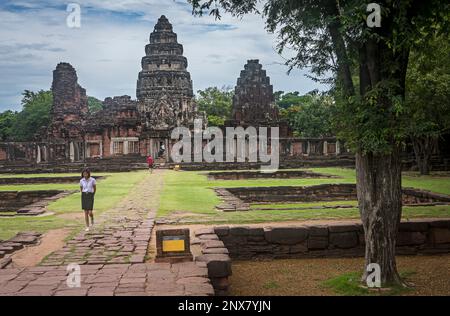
[137,15,198,131]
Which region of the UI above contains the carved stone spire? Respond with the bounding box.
[137,15,198,130]
[232,59,279,123]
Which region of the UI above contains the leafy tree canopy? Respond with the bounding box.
[12,90,53,141]
[196,86,233,126]
[280,92,335,138]
[0,110,17,141]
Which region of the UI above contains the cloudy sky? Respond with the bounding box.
[0,0,326,112]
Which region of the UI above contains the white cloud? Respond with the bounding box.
[0,0,326,111]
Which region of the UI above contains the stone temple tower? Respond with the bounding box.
[48,62,88,140]
[137,15,198,131]
[232,59,279,123]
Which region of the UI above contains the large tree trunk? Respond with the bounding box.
[357,147,404,286]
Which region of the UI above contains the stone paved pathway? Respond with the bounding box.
[0,169,215,296]
[0,262,214,296]
[41,170,164,266]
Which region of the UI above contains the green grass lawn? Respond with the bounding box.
[158,168,450,224]
[0,171,148,240]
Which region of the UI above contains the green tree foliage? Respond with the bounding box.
[280,93,334,137]
[88,96,103,113]
[196,86,233,126]
[0,110,18,141]
[12,90,53,141]
[276,91,315,109]
[405,35,450,174]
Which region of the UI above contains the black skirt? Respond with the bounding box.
[81,192,95,211]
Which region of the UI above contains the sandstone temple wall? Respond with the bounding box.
[209,220,450,261]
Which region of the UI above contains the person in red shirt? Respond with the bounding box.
[146,155,154,173]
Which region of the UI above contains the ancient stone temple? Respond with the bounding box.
[0,16,349,170]
[137,15,199,130]
[226,59,291,141]
[137,15,201,158]
[231,60,279,123]
[46,63,89,162]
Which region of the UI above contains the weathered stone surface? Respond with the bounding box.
[137,15,201,130]
[399,221,429,232]
[290,243,308,254]
[429,220,450,229]
[307,236,329,250]
[214,226,230,237]
[198,234,219,241]
[307,225,329,237]
[397,231,427,246]
[328,224,360,233]
[329,232,359,249]
[201,240,225,249]
[430,228,450,244]
[196,254,232,278]
[229,226,252,236]
[231,60,278,123]
[195,228,215,236]
[264,227,308,245]
[202,247,230,255]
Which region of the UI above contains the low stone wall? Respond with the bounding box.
[224,184,450,205]
[0,176,105,185]
[194,228,232,296]
[207,170,338,180]
[227,183,356,203]
[213,219,450,260]
[0,190,66,211]
[175,157,355,171]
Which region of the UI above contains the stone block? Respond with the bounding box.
[329,232,358,249]
[195,228,215,237]
[307,236,328,250]
[307,225,328,237]
[196,254,232,278]
[429,220,450,229]
[201,240,225,249]
[328,224,360,233]
[264,227,308,245]
[229,226,250,236]
[397,231,427,246]
[430,228,450,244]
[399,221,429,232]
[214,226,229,237]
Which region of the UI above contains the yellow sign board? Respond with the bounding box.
[162,236,185,252]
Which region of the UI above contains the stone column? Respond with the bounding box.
[323,141,328,156]
[165,138,170,162]
[307,141,311,155]
[36,145,41,163]
[86,142,90,158]
[336,140,341,155]
[124,141,129,155]
[69,142,75,162]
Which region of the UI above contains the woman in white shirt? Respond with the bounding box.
[80,168,96,232]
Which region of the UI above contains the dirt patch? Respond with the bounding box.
[229,255,450,296]
[57,212,84,221]
[11,228,71,267]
